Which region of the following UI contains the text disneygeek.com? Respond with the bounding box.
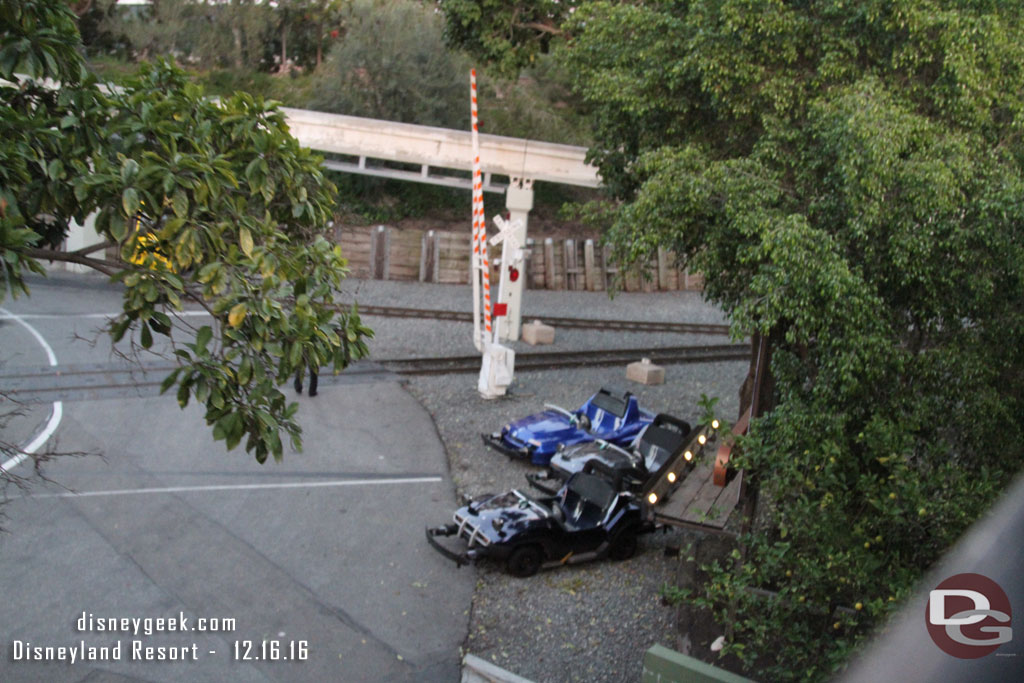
[9,611,309,664]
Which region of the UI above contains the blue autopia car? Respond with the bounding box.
[525,413,697,495]
[425,470,654,577]
[482,387,654,466]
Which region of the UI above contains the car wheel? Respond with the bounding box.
[506,545,543,578]
[609,529,638,561]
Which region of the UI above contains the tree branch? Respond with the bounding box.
[68,239,115,257]
[22,247,120,277]
[515,21,564,37]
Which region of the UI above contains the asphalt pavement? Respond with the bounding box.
[0,271,475,682]
[3,268,748,683]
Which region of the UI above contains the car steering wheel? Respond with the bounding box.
[573,414,591,431]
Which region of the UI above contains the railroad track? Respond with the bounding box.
[380,343,749,375]
[350,305,732,336]
[2,344,749,402]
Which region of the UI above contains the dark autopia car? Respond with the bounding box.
[482,387,654,466]
[426,470,653,577]
[525,413,696,495]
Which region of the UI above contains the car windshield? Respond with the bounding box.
[637,424,687,472]
[590,391,628,418]
[560,473,616,528]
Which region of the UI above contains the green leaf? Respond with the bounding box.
[172,189,188,218]
[269,431,283,460]
[121,158,140,184]
[228,302,247,327]
[197,262,220,284]
[122,187,140,217]
[176,381,190,408]
[160,369,181,394]
[110,319,131,343]
[195,325,213,351]
[109,214,128,242]
[212,417,227,442]
[256,410,278,430]
[239,226,254,257]
[238,356,252,385]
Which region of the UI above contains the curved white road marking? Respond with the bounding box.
[31,476,444,499]
[1,307,63,471]
[0,310,211,321]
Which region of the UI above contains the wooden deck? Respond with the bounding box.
[654,461,742,531]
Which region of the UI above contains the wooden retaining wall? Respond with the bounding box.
[333,224,704,292]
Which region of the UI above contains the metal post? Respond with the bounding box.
[470,69,513,399]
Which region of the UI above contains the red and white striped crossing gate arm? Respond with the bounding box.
[469,69,492,340]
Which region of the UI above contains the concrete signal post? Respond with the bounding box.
[496,178,534,342]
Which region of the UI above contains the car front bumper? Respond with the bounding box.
[425,524,478,567]
[481,432,535,460]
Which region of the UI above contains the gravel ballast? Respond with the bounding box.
[342,279,749,682]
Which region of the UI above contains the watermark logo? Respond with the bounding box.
[926,573,1012,658]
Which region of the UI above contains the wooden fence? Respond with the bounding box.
[333,224,704,292]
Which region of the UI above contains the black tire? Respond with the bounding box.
[608,529,639,561]
[506,545,543,578]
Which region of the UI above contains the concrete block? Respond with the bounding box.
[522,320,555,345]
[627,357,665,385]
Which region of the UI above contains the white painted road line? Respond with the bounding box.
[30,476,445,499]
[20,402,63,456]
[0,310,211,320]
[1,307,62,471]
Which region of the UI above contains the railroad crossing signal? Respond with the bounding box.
[490,214,524,262]
[490,214,525,343]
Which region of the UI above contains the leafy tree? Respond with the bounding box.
[304,0,347,70]
[97,0,276,70]
[442,0,1024,679]
[2,0,372,464]
[440,0,574,76]
[97,0,192,63]
[274,0,347,72]
[474,55,590,145]
[310,0,470,128]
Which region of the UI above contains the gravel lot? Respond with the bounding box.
[344,279,749,682]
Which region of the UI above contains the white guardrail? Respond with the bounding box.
[281,107,601,192]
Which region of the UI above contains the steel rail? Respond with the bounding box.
[347,304,732,336]
[3,344,749,401]
[377,344,750,375]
